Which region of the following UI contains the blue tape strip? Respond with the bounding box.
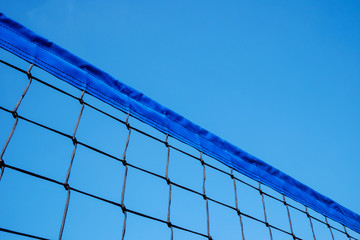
[0,12,359,233]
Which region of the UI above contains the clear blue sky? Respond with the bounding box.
[0,1,359,239]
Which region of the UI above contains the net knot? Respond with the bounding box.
[265,221,269,227]
[124,113,131,130]
[72,137,77,145]
[120,204,127,213]
[26,63,34,79]
[121,160,127,166]
[26,72,32,79]
[0,160,4,168]
[236,209,241,216]
[230,173,235,179]
[202,193,207,200]
[63,183,70,190]
[164,134,170,148]
[166,221,172,228]
[78,97,84,105]
[11,111,18,119]
[166,177,171,185]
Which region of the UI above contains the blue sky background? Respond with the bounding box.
[0,1,359,239]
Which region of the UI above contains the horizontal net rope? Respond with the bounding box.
[0,59,358,240]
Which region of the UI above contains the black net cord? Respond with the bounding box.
[200,152,212,240]
[283,195,296,240]
[325,216,335,240]
[165,134,174,240]
[13,64,34,112]
[0,227,49,240]
[65,90,86,183]
[230,168,246,240]
[58,189,71,240]
[121,113,131,240]
[259,182,273,240]
[344,225,352,240]
[58,90,86,240]
[305,206,317,240]
[0,63,34,181]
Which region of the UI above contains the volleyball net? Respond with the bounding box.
[0,13,359,240]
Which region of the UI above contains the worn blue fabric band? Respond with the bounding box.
[0,12,359,233]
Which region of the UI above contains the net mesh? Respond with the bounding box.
[0,50,359,240]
